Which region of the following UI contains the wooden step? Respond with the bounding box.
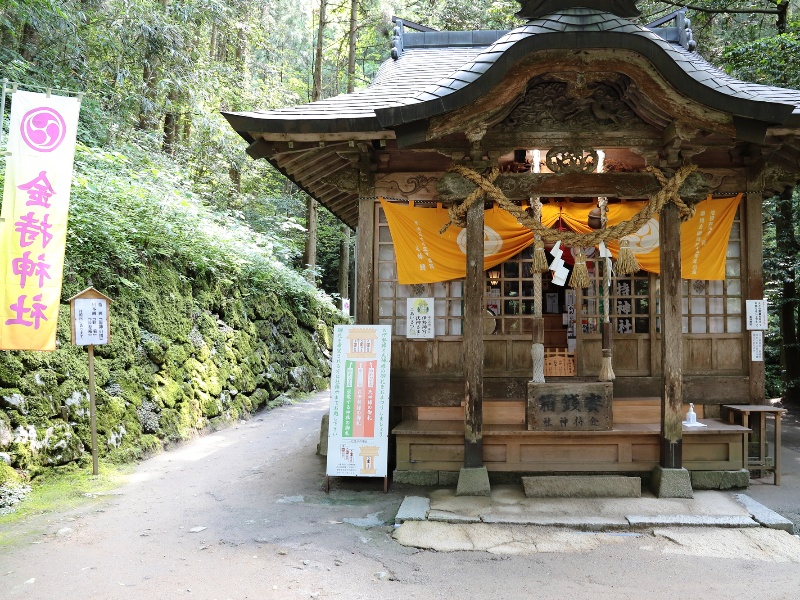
[417,397,704,426]
[418,399,526,425]
[613,397,704,424]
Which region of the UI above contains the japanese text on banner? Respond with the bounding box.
[0,90,81,351]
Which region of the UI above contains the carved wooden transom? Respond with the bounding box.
[545,148,599,173]
[496,75,650,133]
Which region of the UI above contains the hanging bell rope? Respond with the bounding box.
[568,248,590,289]
[532,238,549,274]
[615,239,639,275]
[441,164,698,272]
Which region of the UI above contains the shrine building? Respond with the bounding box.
[224,1,800,495]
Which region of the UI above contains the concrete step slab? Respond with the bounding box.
[523,475,641,498]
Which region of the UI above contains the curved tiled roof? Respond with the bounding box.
[223,8,800,139]
[374,8,800,128]
[223,46,489,136]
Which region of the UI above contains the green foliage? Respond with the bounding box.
[722,29,800,89]
[716,13,800,400]
[401,0,522,30]
[0,127,344,472]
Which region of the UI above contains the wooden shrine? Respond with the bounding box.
[225,1,800,494]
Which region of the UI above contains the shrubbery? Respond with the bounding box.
[0,134,345,507]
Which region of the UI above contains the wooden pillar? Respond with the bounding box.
[464,197,484,468]
[355,197,375,325]
[659,202,683,468]
[744,189,765,404]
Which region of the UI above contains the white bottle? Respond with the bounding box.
[686,403,697,425]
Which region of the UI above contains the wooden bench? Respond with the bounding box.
[393,397,746,474]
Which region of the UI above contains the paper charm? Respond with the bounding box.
[552,265,570,286]
[549,240,568,286]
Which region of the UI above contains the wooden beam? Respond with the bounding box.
[464,198,485,468]
[744,189,765,404]
[659,202,683,468]
[437,171,718,202]
[374,172,444,201]
[355,197,375,324]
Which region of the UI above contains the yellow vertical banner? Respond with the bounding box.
[605,195,741,279]
[1,90,82,350]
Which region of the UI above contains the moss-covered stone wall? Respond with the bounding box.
[0,259,343,473]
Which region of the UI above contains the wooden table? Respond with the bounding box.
[724,405,787,485]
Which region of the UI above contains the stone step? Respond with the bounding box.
[522,475,641,498]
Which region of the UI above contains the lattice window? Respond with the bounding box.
[485,246,542,335]
[581,258,651,335]
[580,210,742,335]
[681,214,742,333]
[376,205,464,336]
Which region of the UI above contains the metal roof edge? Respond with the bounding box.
[222,110,386,137]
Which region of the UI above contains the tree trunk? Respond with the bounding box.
[334,0,357,306]
[236,27,246,66]
[776,186,800,401]
[348,0,357,93]
[312,0,327,102]
[229,166,241,194]
[304,0,327,284]
[303,197,318,282]
[338,225,351,312]
[777,1,788,34]
[182,112,191,142]
[20,21,40,62]
[138,62,158,131]
[162,90,178,155]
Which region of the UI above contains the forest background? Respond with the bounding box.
[2,0,800,510]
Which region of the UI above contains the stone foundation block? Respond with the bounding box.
[690,469,750,490]
[392,470,439,486]
[522,475,641,498]
[456,467,491,496]
[651,466,693,498]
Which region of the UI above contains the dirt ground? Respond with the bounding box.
[2,391,800,600]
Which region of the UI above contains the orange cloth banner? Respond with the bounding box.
[380,199,534,284]
[381,195,741,284]
[1,90,81,350]
[543,196,741,279]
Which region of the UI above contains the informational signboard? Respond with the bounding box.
[406,297,434,338]
[746,299,768,330]
[67,286,111,476]
[751,330,764,362]
[326,325,391,479]
[73,297,109,345]
[69,287,111,345]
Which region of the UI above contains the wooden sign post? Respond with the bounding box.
[68,287,112,475]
